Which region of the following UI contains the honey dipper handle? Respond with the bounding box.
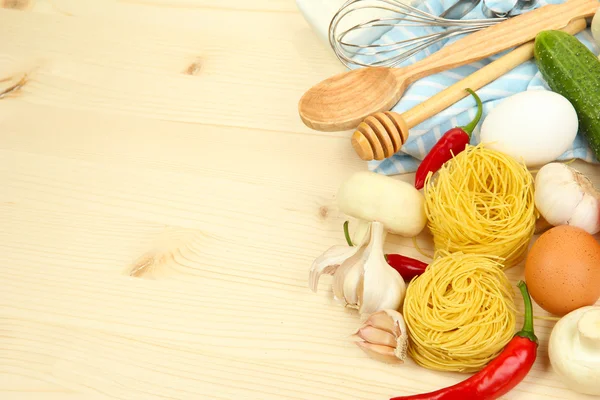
[395,0,599,85]
[402,18,588,128]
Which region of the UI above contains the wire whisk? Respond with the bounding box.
[329,0,507,68]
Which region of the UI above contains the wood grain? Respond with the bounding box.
[27,0,296,15]
[0,7,342,135]
[0,1,598,399]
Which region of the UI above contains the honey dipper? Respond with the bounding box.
[351,18,587,161]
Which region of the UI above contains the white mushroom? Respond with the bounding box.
[337,171,427,242]
[548,306,600,396]
[308,171,427,315]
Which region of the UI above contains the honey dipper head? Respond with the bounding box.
[351,112,409,161]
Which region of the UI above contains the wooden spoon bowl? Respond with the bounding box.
[298,68,404,133]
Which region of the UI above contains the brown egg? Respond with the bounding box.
[524,225,600,316]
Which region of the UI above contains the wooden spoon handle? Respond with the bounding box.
[396,0,599,83]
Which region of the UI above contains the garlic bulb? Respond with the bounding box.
[534,163,600,235]
[308,221,406,315]
[353,309,408,364]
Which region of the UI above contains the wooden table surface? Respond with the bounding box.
[0,1,597,399]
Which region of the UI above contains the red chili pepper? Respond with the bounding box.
[414,88,483,190]
[390,280,538,400]
[384,253,428,281]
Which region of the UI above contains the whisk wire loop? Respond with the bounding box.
[329,0,506,68]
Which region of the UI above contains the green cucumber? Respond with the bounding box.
[534,30,600,160]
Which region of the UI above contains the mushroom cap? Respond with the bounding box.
[549,306,600,395]
[336,171,427,237]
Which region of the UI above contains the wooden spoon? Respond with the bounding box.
[350,18,588,161]
[298,0,599,132]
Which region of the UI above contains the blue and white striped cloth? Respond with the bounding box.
[346,0,600,176]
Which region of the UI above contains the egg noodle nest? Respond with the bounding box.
[403,250,517,373]
[423,143,537,269]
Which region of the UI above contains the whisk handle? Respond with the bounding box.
[393,0,599,85]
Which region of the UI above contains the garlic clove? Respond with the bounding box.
[382,309,409,361]
[332,250,364,306]
[331,224,372,303]
[358,221,406,315]
[363,310,398,334]
[342,257,364,307]
[355,341,402,364]
[309,225,372,293]
[355,325,397,347]
[308,244,360,292]
[332,259,350,303]
[355,309,408,364]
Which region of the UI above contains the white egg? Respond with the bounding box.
[480,90,578,167]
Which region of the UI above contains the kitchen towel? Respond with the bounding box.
[316,0,600,176]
